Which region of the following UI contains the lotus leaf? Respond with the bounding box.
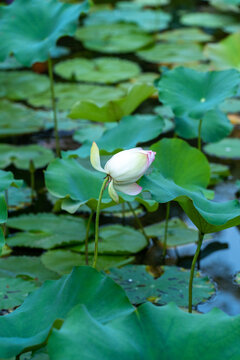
[0,266,133,358]
[205,33,240,71]
[137,42,204,64]
[180,12,237,28]
[141,138,240,233]
[0,144,54,170]
[0,71,49,100]
[109,265,214,306]
[28,82,124,111]
[85,8,171,32]
[157,67,240,119]
[48,302,240,360]
[0,0,89,66]
[69,83,155,122]
[204,138,240,159]
[71,224,147,255]
[54,57,141,84]
[41,250,134,274]
[75,23,154,53]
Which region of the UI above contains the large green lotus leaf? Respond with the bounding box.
[48,302,240,360]
[109,265,214,306]
[204,138,240,159]
[137,42,204,64]
[7,213,89,249]
[71,224,147,255]
[84,8,171,32]
[0,266,133,358]
[0,277,37,310]
[28,82,124,111]
[0,256,59,282]
[0,100,46,136]
[175,109,233,143]
[69,83,155,122]
[54,57,140,84]
[41,250,134,274]
[75,23,154,53]
[0,0,89,66]
[157,27,213,42]
[144,217,200,247]
[205,33,240,71]
[0,71,49,100]
[180,12,237,28]
[45,157,114,210]
[72,114,164,157]
[0,144,54,170]
[141,139,240,233]
[157,67,240,118]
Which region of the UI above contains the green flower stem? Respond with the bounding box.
[85,209,94,266]
[188,231,204,313]
[163,201,170,259]
[198,119,203,151]
[127,201,149,245]
[93,177,109,269]
[48,56,61,158]
[29,159,35,202]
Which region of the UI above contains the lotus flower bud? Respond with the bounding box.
[90,142,156,203]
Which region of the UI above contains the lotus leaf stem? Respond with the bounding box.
[85,209,94,265]
[93,177,109,268]
[127,201,149,245]
[163,201,170,260]
[48,56,61,158]
[188,231,204,313]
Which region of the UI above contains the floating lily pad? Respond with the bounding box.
[0,100,46,136]
[0,56,23,70]
[7,213,89,249]
[85,8,171,32]
[54,57,141,84]
[72,114,164,157]
[0,71,49,101]
[0,256,59,283]
[0,267,133,359]
[0,0,89,66]
[69,83,155,122]
[75,23,154,53]
[72,224,147,255]
[180,12,237,28]
[41,250,134,274]
[108,265,214,306]
[175,109,233,143]
[0,277,37,310]
[157,67,240,119]
[0,144,54,170]
[209,162,230,185]
[28,82,124,111]
[47,302,240,360]
[8,186,34,212]
[204,138,240,159]
[205,33,240,71]
[134,0,169,5]
[137,42,204,64]
[157,27,213,42]
[144,217,201,247]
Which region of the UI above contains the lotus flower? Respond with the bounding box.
[90,142,156,202]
